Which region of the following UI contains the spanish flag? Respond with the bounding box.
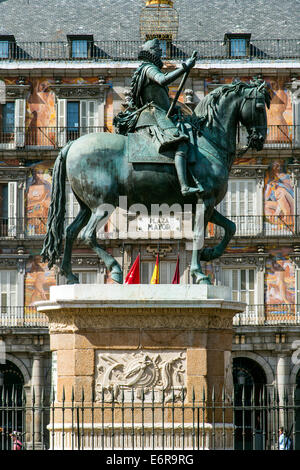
[150,254,159,284]
[124,254,140,284]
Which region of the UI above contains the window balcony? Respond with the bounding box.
[0,125,299,152]
[0,215,299,240]
[237,125,300,150]
[0,126,107,151]
[0,304,298,328]
[206,215,299,239]
[0,306,48,328]
[233,304,300,326]
[0,39,299,61]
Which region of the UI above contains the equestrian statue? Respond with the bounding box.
[41,38,271,285]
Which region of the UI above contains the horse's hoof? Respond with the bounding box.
[192,272,212,285]
[111,270,123,284]
[67,275,80,285]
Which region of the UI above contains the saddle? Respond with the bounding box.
[126,132,198,164]
[126,132,175,164]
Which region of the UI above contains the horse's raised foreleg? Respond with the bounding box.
[60,202,91,284]
[200,209,236,262]
[81,211,123,284]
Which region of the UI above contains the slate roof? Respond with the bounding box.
[0,0,299,42]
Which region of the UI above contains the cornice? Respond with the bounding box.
[51,83,109,100]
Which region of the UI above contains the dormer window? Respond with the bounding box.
[67,35,94,59]
[0,35,15,59]
[224,33,251,58]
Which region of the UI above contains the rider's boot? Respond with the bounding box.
[174,145,204,196]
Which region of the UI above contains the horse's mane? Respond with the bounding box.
[194,79,271,128]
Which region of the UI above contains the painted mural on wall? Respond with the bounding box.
[265,248,294,308]
[25,256,56,306]
[26,162,52,236]
[264,160,294,234]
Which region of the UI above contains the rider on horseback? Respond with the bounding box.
[113,38,204,197]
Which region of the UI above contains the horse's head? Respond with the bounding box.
[238,80,271,151]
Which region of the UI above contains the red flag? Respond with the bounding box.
[124,254,140,284]
[171,255,180,284]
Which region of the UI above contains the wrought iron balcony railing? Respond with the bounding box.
[237,125,300,150]
[207,215,299,239]
[233,304,300,326]
[0,126,106,150]
[0,306,48,328]
[0,304,299,328]
[0,125,300,152]
[0,39,299,61]
[0,215,299,239]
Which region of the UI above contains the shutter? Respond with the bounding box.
[88,100,96,132]
[15,99,25,147]
[80,100,88,135]
[221,180,256,235]
[8,182,17,237]
[0,270,17,320]
[57,99,67,147]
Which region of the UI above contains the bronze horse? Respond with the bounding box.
[41,80,270,284]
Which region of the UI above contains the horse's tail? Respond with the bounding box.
[41,141,74,269]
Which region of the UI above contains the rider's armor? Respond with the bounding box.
[113,38,203,196]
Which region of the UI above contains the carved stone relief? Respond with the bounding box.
[95,350,186,403]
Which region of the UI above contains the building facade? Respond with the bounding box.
[0,0,300,434]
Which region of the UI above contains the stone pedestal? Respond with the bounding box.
[36,284,245,450]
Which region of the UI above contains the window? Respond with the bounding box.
[224,33,251,58]
[219,179,258,236]
[0,36,15,59]
[57,99,97,147]
[0,41,9,59]
[73,271,97,284]
[67,35,93,59]
[0,270,17,316]
[72,40,88,59]
[67,101,80,140]
[0,182,18,237]
[222,267,257,324]
[0,99,26,149]
[141,260,177,284]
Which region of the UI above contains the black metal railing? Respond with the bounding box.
[0,385,299,450]
[0,39,299,61]
[0,125,299,151]
[1,214,300,239]
[233,304,300,326]
[237,125,300,149]
[0,126,107,150]
[1,305,300,329]
[0,306,47,328]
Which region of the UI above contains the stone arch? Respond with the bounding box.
[232,351,275,386]
[4,354,31,386]
[290,363,300,387]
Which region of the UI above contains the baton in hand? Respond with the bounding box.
[166,50,197,118]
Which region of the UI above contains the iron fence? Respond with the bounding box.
[0,385,299,450]
[0,39,299,62]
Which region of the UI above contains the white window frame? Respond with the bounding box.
[0,99,26,150]
[0,269,23,326]
[219,178,262,236]
[221,266,259,325]
[57,98,99,147]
